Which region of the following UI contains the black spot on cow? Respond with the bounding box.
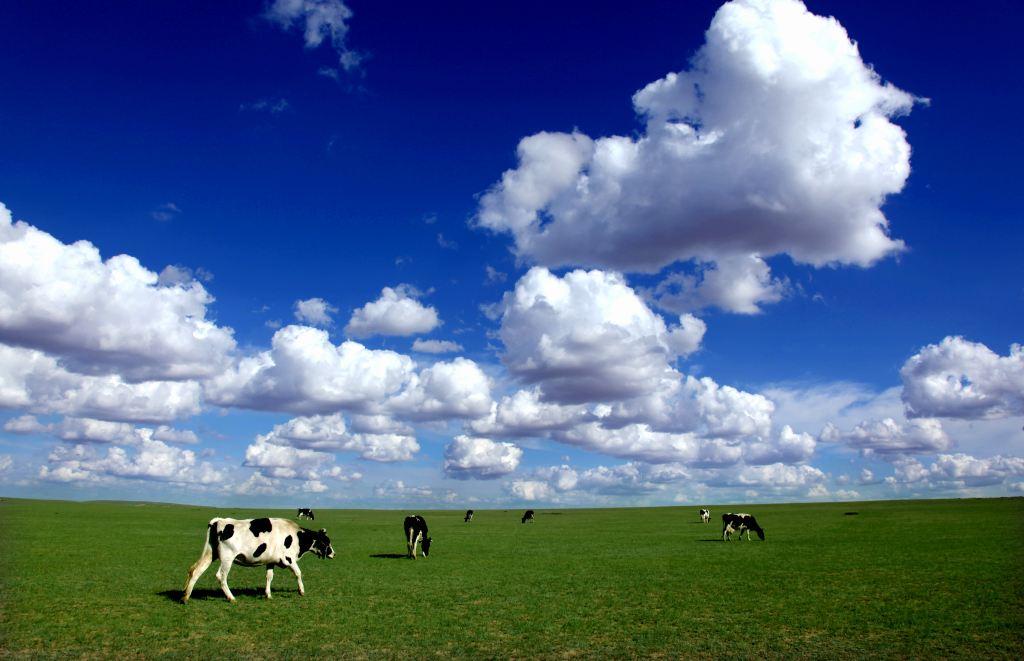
[249,518,273,536]
[218,523,234,541]
[253,543,267,558]
[284,535,293,549]
[286,556,292,565]
[234,554,246,564]
[207,523,220,561]
[298,529,315,556]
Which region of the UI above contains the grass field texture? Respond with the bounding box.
[1,497,1022,658]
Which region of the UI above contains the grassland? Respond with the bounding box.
[1,497,1022,658]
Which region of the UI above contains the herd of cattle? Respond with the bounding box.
[181,506,764,603]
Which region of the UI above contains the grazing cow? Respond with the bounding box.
[404,515,432,559]
[700,508,710,524]
[521,509,535,524]
[464,509,474,523]
[297,508,315,520]
[182,517,334,603]
[721,512,765,541]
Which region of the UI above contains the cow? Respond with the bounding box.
[722,512,765,541]
[700,508,710,524]
[404,515,431,559]
[297,508,315,520]
[182,517,334,603]
[521,509,535,524]
[464,509,474,523]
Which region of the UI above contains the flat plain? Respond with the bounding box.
[1,497,1022,658]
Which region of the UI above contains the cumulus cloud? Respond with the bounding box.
[821,417,953,456]
[901,337,1024,420]
[345,285,440,338]
[373,479,457,503]
[157,264,212,286]
[0,203,235,381]
[265,0,362,73]
[294,297,338,327]
[743,425,816,464]
[40,439,222,485]
[256,413,418,462]
[204,325,415,414]
[650,255,787,314]
[386,358,493,421]
[508,462,692,500]
[709,462,827,489]
[477,0,916,316]
[469,388,590,438]
[499,267,705,403]
[886,453,1024,489]
[443,435,522,479]
[411,339,464,354]
[0,345,202,422]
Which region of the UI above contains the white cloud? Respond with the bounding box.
[469,388,590,438]
[373,479,457,503]
[411,339,464,354]
[443,435,522,479]
[345,285,440,338]
[506,479,556,502]
[743,425,816,464]
[150,203,180,222]
[650,255,787,314]
[0,454,11,472]
[386,358,493,421]
[244,435,335,479]
[239,98,290,114]
[0,203,235,381]
[204,325,415,414]
[257,413,419,462]
[40,439,222,485]
[294,297,338,327]
[157,264,212,286]
[0,345,203,422]
[821,417,953,456]
[266,0,362,73]
[901,337,1024,420]
[477,0,916,316]
[885,452,1024,488]
[717,462,827,489]
[3,414,48,434]
[499,267,704,403]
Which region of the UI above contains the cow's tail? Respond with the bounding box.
[203,518,220,561]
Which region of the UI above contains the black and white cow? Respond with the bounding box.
[182,517,334,603]
[700,508,710,524]
[521,509,535,524]
[404,515,431,559]
[297,508,315,520]
[464,509,474,523]
[721,512,765,541]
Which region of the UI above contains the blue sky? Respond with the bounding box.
[1,0,1022,508]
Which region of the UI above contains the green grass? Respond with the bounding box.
[1,497,1022,658]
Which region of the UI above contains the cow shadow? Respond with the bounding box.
[158,587,268,602]
[697,539,725,542]
[369,553,408,560]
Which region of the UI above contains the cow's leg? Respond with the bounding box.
[216,558,236,602]
[182,545,213,603]
[265,568,274,599]
[288,563,305,596]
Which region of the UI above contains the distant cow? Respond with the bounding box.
[404,515,432,559]
[722,513,765,541]
[464,509,474,523]
[522,509,535,524]
[700,508,710,524]
[182,517,334,603]
[297,508,315,520]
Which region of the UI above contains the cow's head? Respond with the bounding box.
[313,528,335,559]
[422,536,432,557]
[755,527,766,541]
